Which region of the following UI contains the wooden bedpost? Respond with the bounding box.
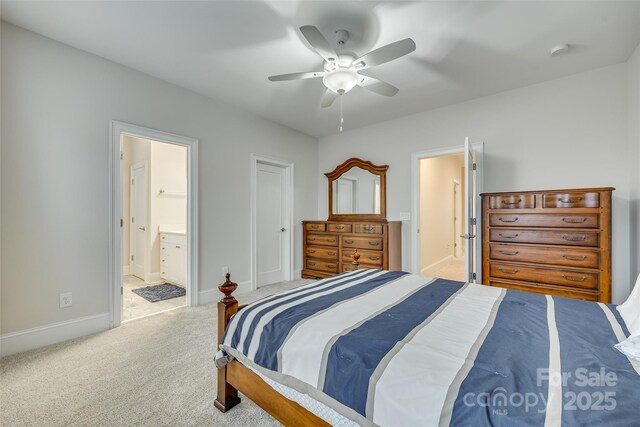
[214,273,241,413]
[352,250,360,270]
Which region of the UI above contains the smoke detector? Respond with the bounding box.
[550,44,570,56]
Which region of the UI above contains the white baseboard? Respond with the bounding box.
[199,280,252,305]
[0,312,110,357]
[294,269,302,280]
[123,265,130,276]
[421,255,454,276]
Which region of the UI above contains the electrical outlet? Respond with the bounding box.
[222,266,229,277]
[59,292,73,308]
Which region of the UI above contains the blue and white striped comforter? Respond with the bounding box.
[217,269,640,426]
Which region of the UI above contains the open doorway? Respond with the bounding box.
[418,154,466,281]
[110,121,199,328]
[411,140,483,283]
[120,135,189,321]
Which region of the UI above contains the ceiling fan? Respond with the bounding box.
[268,26,416,108]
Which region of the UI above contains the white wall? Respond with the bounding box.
[419,155,464,273]
[0,22,318,338]
[628,43,640,287]
[318,64,632,303]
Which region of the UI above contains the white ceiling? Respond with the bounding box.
[2,1,639,138]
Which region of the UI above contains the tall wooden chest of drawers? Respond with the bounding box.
[302,221,402,279]
[481,188,613,302]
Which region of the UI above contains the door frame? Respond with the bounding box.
[410,141,484,281]
[250,154,294,291]
[109,120,199,328]
[130,160,148,279]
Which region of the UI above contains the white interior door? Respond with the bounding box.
[256,162,287,287]
[337,177,356,214]
[464,137,476,282]
[130,163,147,280]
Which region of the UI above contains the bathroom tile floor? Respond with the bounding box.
[122,275,186,321]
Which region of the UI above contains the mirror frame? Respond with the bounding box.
[326,157,388,222]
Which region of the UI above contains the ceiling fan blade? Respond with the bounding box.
[268,71,324,82]
[357,75,399,97]
[321,88,337,108]
[353,38,416,70]
[299,25,338,63]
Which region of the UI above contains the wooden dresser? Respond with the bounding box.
[302,221,401,279]
[481,188,613,302]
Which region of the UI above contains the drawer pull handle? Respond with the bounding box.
[368,241,381,247]
[344,239,354,244]
[369,256,381,261]
[327,252,336,256]
[176,245,181,249]
[309,261,316,266]
[499,250,519,255]
[335,225,345,230]
[562,235,587,242]
[562,217,587,224]
[308,249,316,253]
[364,226,374,231]
[559,197,583,203]
[562,255,587,261]
[498,267,519,274]
[501,199,522,205]
[311,225,320,229]
[328,264,336,269]
[309,238,316,241]
[562,274,587,282]
[328,240,336,243]
[499,233,519,239]
[498,217,518,223]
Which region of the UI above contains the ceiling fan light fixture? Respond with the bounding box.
[323,69,359,95]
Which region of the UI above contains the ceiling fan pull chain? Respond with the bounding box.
[340,94,344,133]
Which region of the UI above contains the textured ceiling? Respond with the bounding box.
[2,1,639,137]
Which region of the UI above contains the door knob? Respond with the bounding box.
[281,228,286,232]
[139,227,146,231]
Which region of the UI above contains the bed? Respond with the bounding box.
[213,266,640,426]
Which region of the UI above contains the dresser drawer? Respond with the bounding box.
[328,223,352,233]
[543,192,599,208]
[489,213,598,229]
[306,259,338,273]
[341,249,383,266]
[343,263,381,272]
[488,279,599,302]
[490,244,600,268]
[490,262,599,290]
[489,194,535,209]
[306,234,338,246]
[490,229,599,247]
[342,236,383,250]
[353,223,384,234]
[305,223,326,232]
[306,246,338,261]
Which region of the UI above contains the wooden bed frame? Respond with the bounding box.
[214,252,362,426]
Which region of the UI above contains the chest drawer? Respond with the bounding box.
[341,249,383,266]
[306,234,338,246]
[543,192,599,208]
[305,223,326,232]
[306,246,338,261]
[306,259,338,273]
[490,244,600,268]
[490,262,598,290]
[489,194,535,209]
[342,236,383,251]
[489,279,598,302]
[489,213,598,229]
[353,223,384,234]
[342,263,381,272]
[490,229,599,247]
[328,223,352,233]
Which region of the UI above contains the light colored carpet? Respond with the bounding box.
[0,279,314,427]
[430,257,465,282]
